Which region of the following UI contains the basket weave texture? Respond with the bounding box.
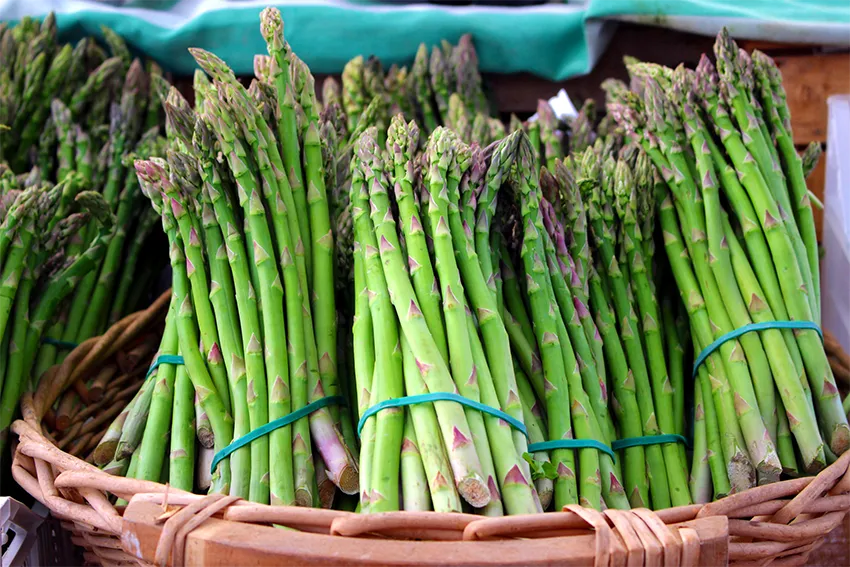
[10,294,850,567]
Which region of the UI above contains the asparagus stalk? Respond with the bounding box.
[135,298,180,482]
[444,132,533,487]
[690,384,712,503]
[400,413,431,511]
[513,138,578,509]
[137,160,233,495]
[260,9,313,286]
[399,332,462,513]
[755,52,822,320]
[352,241,378,512]
[388,117,448,362]
[170,358,196,492]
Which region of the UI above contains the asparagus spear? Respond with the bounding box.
[400,331,462,514]
[412,45,438,133]
[259,9,313,286]
[135,298,179,482]
[512,138,579,509]
[400,413,431,511]
[423,132,504,515]
[444,132,533,489]
[388,117,448,362]
[170,357,196,492]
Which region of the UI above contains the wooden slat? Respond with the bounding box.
[738,40,817,53]
[121,499,729,567]
[776,53,850,144]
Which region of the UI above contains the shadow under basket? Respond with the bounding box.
[10,292,850,567]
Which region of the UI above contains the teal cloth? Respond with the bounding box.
[3,1,847,80]
[0,1,592,79]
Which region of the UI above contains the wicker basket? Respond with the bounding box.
[10,295,850,567]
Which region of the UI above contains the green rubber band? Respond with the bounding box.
[41,337,80,350]
[692,321,822,379]
[210,395,347,474]
[356,392,528,439]
[527,439,616,461]
[145,354,185,380]
[611,434,689,451]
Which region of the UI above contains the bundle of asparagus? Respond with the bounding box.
[333,35,501,145]
[0,16,168,445]
[351,125,542,514]
[347,115,691,512]
[95,7,360,506]
[604,30,848,494]
[0,179,115,448]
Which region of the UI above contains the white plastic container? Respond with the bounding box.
[822,95,850,353]
[1,497,42,567]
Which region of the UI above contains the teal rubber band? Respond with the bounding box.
[211,395,346,474]
[41,337,80,350]
[145,354,185,380]
[692,321,823,378]
[356,392,528,439]
[527,439,616,461]
[612,434,689,451]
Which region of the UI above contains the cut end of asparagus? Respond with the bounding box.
[755,461,782,486]
[93,441,119,467]
[727,452,756,494]
[457,475,491,508]
[829,424,850,456]
[295,487,313,508]
[333,463,360,495]
[318,479,336,509]
[536,481,554,511]
[197,427,215,449]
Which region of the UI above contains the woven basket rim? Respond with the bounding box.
[10,294,850,567]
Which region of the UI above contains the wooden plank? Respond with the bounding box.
[775,53,850,144]
[121,498,728,567]
[738,40,818,53]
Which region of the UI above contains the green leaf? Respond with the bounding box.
[523,452,559,481]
